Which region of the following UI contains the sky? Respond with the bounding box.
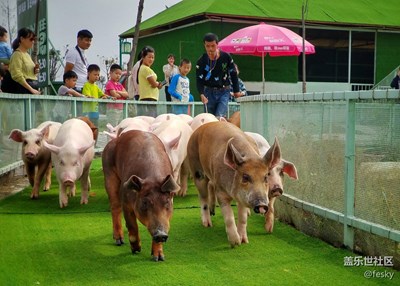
[1,0,182,78]
[48,0,182,76]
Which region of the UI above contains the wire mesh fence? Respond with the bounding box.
[240,91,400,247]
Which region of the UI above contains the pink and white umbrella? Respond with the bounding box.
[219,22,316,93]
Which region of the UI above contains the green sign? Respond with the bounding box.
[17,0,48,87]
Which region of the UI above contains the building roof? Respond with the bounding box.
[120,0,400,38]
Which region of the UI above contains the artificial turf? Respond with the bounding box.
[0,158,397,285]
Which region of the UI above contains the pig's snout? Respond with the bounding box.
[253,199,269,214]
[152,230,168,243]
[270,186,283,197]
[63,179,74,186]
[25,152,36,160]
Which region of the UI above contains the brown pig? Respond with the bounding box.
[9,121,61,199]
[77,116,98,142]
[227,111,240,128]
[102,130,180,262]
[187,121,281,247]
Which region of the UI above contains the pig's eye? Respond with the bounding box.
[60,160,65,166]
[35,140,40,145]
[141,199,152,212]
[73,161,79,167]
[242,174,251,183]
[164,199,171,210]
[264,175,268,183]
[23,140,27,145]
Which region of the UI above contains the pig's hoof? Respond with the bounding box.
[229,234,242,248]
[43,188,49,192]
[230,241,240,248]
[152,255,165,262]
[264,223,274,233]
[80,199,88,205]
[30,195,39,200]
[131,247,141,254]
[202,221,212,227]
[115,238,124,246]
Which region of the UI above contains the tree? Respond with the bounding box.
[126,0,145,71]
[48,48,62,82]
[0,0,17,45]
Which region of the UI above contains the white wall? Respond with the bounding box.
[244,81,351,95]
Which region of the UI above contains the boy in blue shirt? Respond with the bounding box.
[0,26,12,65]
[168,58,194,115]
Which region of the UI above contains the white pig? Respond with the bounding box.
[190,113,219,131]
[150,113,180,131]
[106,117,150,137]
[152,118,193,196]
[104,117,150,139]
[43,118,95,208]
[134,115,155,125]
[178,114,193,125]
[9,121,61,199]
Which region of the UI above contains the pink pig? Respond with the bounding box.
[152,118,193,196]
[190,113,219,131]
[43,118,95,208]
[9,121,61,199]
[245,131,298,233]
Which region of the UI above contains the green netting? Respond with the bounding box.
[242,101,347,213]
[354,103,400,229]
[241,98,400,235]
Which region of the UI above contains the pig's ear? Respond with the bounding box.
[219,117,227,122]
[106,123,115,132]
[166,131,181,151]
[78,140,95,155]
[161,175,180,194]
[282,159,298,180]
[116,128,124,137]
[43,141,60,154]
[8,129,24,142]
[91,127,99,141]
[124,175,143,192]
[103,131,116,139]
[224,137,244,170]
[264,137,281,169]
[40,124,52,140]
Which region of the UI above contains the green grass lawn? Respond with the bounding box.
[0,158,397,285]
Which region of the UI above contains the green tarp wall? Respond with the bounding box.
[136,21,298,100]
[376,32,400,83]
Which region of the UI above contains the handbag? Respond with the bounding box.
[26,79,39,90]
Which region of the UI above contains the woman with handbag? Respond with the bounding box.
[2,28,40,94]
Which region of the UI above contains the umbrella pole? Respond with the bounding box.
[262,52,265,94]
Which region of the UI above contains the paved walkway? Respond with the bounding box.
[0,167,27,200]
